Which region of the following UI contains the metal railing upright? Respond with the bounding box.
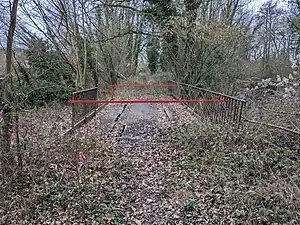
[71,87,98,128]
[169,81,246,127]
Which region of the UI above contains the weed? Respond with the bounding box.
[184,197,197,212]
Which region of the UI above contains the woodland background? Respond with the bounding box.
[0,0,300,224]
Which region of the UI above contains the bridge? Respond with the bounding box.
[66,81,246,136]
[45,81,247,223]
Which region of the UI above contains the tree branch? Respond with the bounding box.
[244,118,300,136]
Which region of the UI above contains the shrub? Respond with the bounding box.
[15,36,76,107]
[16,81,75,107]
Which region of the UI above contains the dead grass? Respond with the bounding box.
[174,90,300,224]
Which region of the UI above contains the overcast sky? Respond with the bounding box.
[249,0,288,11]
[0,0,290,47]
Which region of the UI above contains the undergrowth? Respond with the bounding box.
[176,121,300,224]
[0,120,122,224]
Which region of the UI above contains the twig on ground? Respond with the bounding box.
[244,118,300,136]
[290,121,300,133]
[262,108,300,116]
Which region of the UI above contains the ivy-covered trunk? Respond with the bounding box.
[147,36,160,74]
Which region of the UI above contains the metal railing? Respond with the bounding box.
[169,81,246,126]
[71,87,98,128]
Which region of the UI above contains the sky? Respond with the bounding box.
[249,0,288,11]
[0,0,290,47]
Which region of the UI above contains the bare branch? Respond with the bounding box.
[244,118,300,136]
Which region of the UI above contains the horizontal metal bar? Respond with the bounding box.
[69,99,232,104]
[110,83,177,87]
[170,80,246,103]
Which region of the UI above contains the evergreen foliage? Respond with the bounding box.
[18,37,75,107]
[146,37,160,74]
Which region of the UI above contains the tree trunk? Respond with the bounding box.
[1,0,19,177]
[73,0,83,89]
[132,15,143,75]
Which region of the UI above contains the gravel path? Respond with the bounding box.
[82,97,199,224]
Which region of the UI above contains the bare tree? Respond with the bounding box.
[0,0,19,177]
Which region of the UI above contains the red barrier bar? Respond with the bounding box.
[109,83,177,96]
[69,98,229,104]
